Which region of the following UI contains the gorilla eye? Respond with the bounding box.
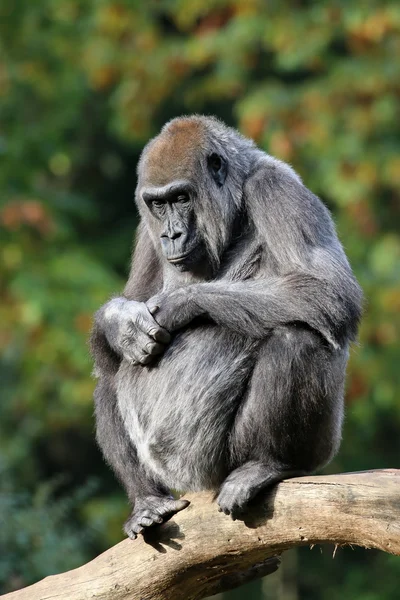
[152,200,164,209]
[177,194,189,203]
[208,154,221,172]
[207,153,228,187]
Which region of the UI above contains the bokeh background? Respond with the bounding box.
[1,1,399,598]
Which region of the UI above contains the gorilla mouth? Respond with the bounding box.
[168,251,193,264]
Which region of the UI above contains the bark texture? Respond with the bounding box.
[2,470,400,600]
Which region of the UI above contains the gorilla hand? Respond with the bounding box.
[147,287,201,333]
[100,298,171,365]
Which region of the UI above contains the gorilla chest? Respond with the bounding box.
[116,326,258,490]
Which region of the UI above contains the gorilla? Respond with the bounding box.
[91,115,362,539]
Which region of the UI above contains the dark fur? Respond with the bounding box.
[90,116,362,538]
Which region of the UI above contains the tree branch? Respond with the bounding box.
[2,470,400,600]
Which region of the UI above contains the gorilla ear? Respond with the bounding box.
[207,153,228,187]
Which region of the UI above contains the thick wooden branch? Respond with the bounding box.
[3,470,400,600]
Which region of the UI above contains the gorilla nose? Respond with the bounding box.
[169,231,183,240]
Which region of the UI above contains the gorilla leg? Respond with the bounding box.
[94,380,189,538]
[218,325,345,518]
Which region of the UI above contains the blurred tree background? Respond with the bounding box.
[0,0,399,597]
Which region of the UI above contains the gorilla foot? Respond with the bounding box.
[124,495,190,539]
[217,462,288,520]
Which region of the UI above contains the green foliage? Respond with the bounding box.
[0,0,399,597]
[0,466,98,594]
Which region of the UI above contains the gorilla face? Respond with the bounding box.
[141,152,228,272]
[142,181,201,270]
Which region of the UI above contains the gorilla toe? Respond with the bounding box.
[124,495,190,539]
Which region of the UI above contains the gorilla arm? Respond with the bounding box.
[147,267,360,351]
[147,168,362,350]
[90,222,169,371]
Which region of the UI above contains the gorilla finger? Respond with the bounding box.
[140,509,164,522]
[174,498,191,511]
[123,347,144,364]
[134,330,157,352]
[138,353,153,365]
[150,514,164,524]
[153,498,190,517]
[144,341,164,356]
[160,498,190,513]
[121,349,140,365]
[138,516,155,527]
[144,513,164,524]
[149,326,171,344]
[129,348,154,365]
[147,303,159,316]
[124,522,143,539]
[137,307,171,343]
[132,526,143,536]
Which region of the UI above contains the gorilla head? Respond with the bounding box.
[136,117,253,273]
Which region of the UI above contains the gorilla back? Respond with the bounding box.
[91,115,362,539]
